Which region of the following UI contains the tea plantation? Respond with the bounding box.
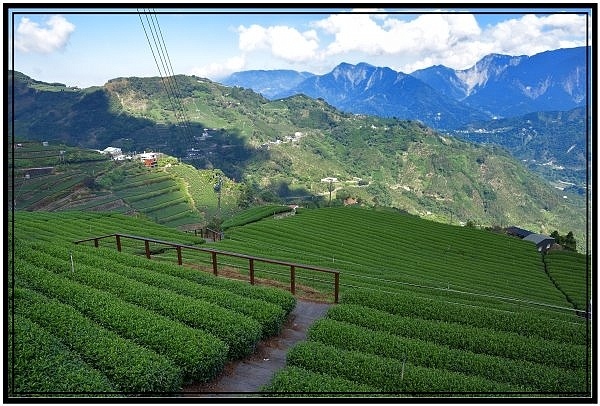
[213,206,591,396]
[8,206,591,398]
[8,211,295,395]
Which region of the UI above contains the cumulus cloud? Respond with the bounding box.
[238,24,319,62]
[486,13,589,57]
[15,15,75,53]
[234,12,588,75]
[314,13,482,56]
[189,55,246,80]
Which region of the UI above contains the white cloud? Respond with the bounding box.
[486,14,588,57]
[189,55,246,80]
[314,13,482,57]
[238,24,319,62]
[228,12,588,75]
[316,12,588,73]
[15,15,75,53]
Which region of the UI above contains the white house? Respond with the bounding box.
[101,146,122,157]
[138,152,158,168]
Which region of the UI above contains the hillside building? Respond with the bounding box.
[138,152,158,168]
[101,146,122,157]
[505,226,533,239]
[523,233,555,253]
[505,226,555,253]
[22,167,55,178]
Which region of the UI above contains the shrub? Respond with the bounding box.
[10,314,116,395]
[13,287,182,393]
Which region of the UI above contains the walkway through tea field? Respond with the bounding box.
[182,299,331,396]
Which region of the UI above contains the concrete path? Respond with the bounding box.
[182,300,331,396]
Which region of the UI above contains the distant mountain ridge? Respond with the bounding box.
[222,46,588,129]
[449,106,588,188]
[223,69,315,99]
[8,69,586,246]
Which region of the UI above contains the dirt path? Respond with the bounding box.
[181,299,331,396]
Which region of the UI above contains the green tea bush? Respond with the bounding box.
[261,366,380,394]
[286,341,523,393]
[10,314,116,394]
[326,304,586,369]
[308,318,586,392]
[342,289,586,344]
[15,263,228,383]
[14,287,182,393]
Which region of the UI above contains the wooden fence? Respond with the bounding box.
[74,233,340,303]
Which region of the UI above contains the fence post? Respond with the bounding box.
[177,246,182,265]
[94,238,99,248]
[334,272,339,304]
[290,265,296,295]
[249,258,255,285]
[211,252,218,276]
[144,240,151,259]
[115,235,122,252]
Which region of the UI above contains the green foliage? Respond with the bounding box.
[165,164,241,219]
[261,366,380,394]
[23,245,261,359]
[215,206,579,310]
[88,248,288,338]
[10,314,117,394]
[286,341,523,392]
[307,318,586,392]
[550,230,577,251]
[545,250,590,311]
[15,256,229,383]
[366,182,392,207]
[221,205,292,229]
[14,210,297,317]
[122,255,297,315]
[13,286,183,393]
[11,210,300,394]
[323,305,586,370]
[341,289,586,344]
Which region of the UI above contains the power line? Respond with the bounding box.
[137,8,195,143]
[145,11,191,128]
[147,12,194,125]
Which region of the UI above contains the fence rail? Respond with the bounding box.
[74,233,340,303]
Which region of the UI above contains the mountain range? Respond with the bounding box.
[222,46,589,130]
[8,69,587,247]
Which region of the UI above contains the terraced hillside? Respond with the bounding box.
[8,141,112,211]
[8,141,242,229]
[264,288,589,394]
[163,162,242,221]
[206,207,590,396]
[8,211,295,395]
[214,206,589,312]
[8,207,591,398]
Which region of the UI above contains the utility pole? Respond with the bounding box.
[321,177,337,207]
[214,174,223,216]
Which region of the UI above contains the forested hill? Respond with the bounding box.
[8,70,586,247]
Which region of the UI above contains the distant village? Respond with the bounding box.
[99,146,158,168]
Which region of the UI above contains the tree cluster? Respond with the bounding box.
[550,230,577,251]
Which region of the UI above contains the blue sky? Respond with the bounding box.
[7,6,592,88]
